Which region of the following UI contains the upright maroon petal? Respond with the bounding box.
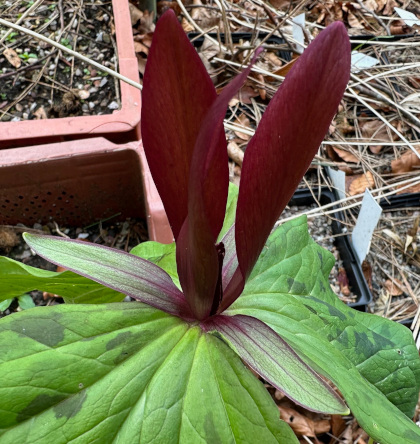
[176,50,263,320]
[234,22,350,290]
[141,10,219,240]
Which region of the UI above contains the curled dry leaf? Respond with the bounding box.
[391,147,420,174]
[227,141,244,166]
[268,0,291,9]
[233,113,252,141]
[338,267,351,296]
[397,182,420,194]
[345,171,375,195]
[331,146,359,163]
[382,228,404,248]
[408,77,420,89]
[33,107,48,120]
[181,17,195,33]
[360,119,398,154]
[133,41,150,55]
[362,260,373,290]
[278,405,330,437]
[265,51,283,67]
[384,278,405,296]
[273,57,298,77]
[129,3,143,24]
[330,414,346,438]
[383,0,398,16]
[229,86,260,105]
[3,48,21,68]
[390,19,412,35]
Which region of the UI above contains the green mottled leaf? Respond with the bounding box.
[227,216,420,444]
[0,303,297,443]
[23,234,190,317]
[218,182,239,241]
[0,298,13,312]
[130,241,180,289]
[0,256,124,304]
[17,294,35,310]
[207,314,348,414]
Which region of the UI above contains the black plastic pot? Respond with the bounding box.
[288,188,372,311]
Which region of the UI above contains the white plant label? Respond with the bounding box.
[327,167,346,201]
[394,7,420,26]
[351,52,380,73]
[352,189,382,263]
[292,13,305,54]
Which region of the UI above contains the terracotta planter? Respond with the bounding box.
[0,0,140,149]
[0,137,173,244]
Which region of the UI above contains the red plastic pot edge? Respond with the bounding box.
[0,137,174,244]
[0,0,141,149]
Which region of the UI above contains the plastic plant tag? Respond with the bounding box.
[327,167,346,201]
[394,7,420,26]
[351,51,380,73]
[292,13,305,54]
[351,189,382,263]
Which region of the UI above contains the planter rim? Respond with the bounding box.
[0,137,173,244]
[0,0,141,148]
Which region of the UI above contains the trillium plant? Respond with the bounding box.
[0,10,419,444]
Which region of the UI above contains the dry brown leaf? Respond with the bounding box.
[336,116,354,135]
[268,0,290,9]
[42,292,61,300]
[137,56,147,76]
[346,171,375,195]
[331,146,359,163]
[229,86,259,105]
[383,0,398,15]
[273,57,298,77]
[181,17,195,32]
[390,19,412,35]
[359,119,397,154]
[254,73,266,100]
[129,3,143,24]
[265,51,283,67]
[362,260,373,290]
[363,0,379,12]
[233,114,252,141]
[391,148,420,174]
[0,227,19,250]
[3,48,21,68]
[33,107,48,120]
[384,278,405,296]
[278,406,330,437]
[227,141,244,166]
[133,41,149,54]
[330,415,347,442]
[408,77,420,89]
[376,0,387,11]
[338,267,351,296]
[191,0,220,30]
[397,183,420,194]
[347,11,364,28]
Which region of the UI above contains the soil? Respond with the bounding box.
[0,217,148,317]
[0,0,120,122]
